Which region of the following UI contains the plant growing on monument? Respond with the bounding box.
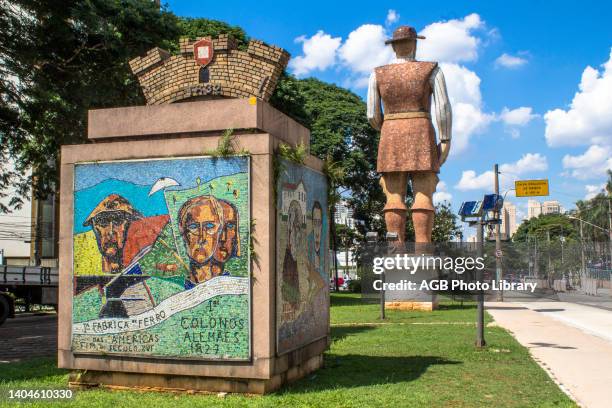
[204,128,249,157]
[277,142,307,164]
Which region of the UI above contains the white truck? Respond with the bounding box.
[0,265,58,326]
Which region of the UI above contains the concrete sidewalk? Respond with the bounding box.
[487,301,612,408]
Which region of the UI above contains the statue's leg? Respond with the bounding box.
[411,172,438,243]
[380,172,408,242]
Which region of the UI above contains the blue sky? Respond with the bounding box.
[74,157,247,190]
[167,0,612,235]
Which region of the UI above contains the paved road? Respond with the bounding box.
[488,301,612,408]
[0,313,57,363]
[499,288,612,311]
[557,289,612,311]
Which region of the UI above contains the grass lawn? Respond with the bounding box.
[0,293,575,407]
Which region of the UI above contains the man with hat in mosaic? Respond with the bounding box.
[83,194,142,274]
[367,25,452,244]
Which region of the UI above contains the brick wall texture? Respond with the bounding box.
[129,35,290,105]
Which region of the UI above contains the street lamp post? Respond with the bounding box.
[547,230,552,281]
[608,198,612,271]
[493,164,503,301]
[475,219,486,348]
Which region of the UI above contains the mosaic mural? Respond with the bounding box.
[276,159,329,354]
[72,156,250,360]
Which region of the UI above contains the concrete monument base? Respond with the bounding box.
[68,338,327,395]
[383,257,439,311]
[59,98,330,394]
[68,355,322,395]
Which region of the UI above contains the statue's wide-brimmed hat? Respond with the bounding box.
[385,26,425,44]
[83,194,142,226]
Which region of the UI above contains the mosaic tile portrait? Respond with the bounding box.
[276,159,329,354]
[71,156,250,360]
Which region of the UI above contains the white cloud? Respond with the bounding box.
[456,170,494,191]
[451,101,494,152]
[499,107,538,126]
[416,15,492,152]
[544,48,612,147]
[495,53,528,68]
[437,62,494,151]
[562,145,612,179]
[498,107,538,138]
[385,9,399,26]
[338,24,394,75]
[456,153,548,191]
[289,31,341,77]
[433,181,453,205]
[441,63,482,106]
[585,184,606,200]
[500,153,548,174]
[417,13,483,63]
[289,13,495,153]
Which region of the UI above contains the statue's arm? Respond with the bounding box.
[431,66,452,141]
[431,66,452,165]
[367,72,383,131]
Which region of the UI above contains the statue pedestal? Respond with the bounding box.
[58,99,330,394]
[384,255,438,311]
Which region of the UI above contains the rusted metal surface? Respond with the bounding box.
[375,61,440,173]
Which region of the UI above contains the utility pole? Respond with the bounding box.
[579,217,586,288]
[533,235,540,279]
[32,196,43,266]
[547,229,551,285]
[608,198,612,271]
[475,218,486,348]
[494,164,503,301]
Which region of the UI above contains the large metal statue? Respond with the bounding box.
[367,25,452,244]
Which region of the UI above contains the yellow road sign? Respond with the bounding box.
[515,179,549,197]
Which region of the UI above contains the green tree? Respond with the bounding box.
[177,18,248,50]
[512,214,580,279]
[431,202,462,242]
[573,170,612,243]
[0,0,180,211]
[513,213,578,242]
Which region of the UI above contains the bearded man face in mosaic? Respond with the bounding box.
[84,194,141,274]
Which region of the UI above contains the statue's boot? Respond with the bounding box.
[383,202,407,251]
[412,209,435,255]
[381,172,409,251]
[384,207,407,242]
[411,171,437,254]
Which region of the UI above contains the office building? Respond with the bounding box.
[501,201,518,239]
